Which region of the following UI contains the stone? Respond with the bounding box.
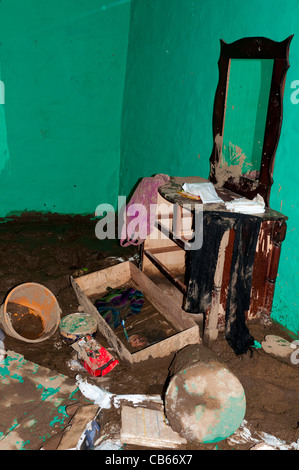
[261,335,298,367]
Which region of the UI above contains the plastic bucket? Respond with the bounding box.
[0,282,61,343]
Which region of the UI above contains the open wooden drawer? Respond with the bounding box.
[71,261,201,365]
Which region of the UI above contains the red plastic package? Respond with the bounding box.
[72,334,119,377]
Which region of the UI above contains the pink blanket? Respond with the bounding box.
[120,174,170,247]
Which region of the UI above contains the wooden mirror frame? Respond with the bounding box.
[209,36,293,206]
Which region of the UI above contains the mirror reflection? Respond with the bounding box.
[220,58,274,181]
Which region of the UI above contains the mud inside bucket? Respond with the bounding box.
[0,283,61,343]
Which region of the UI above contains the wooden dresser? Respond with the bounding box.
[140,175,287,346]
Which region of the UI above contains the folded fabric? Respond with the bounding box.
[182,182,224,204]
[95,287,144,330]
[120,173,170,246]
[225,194,265,214]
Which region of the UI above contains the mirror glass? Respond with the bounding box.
[220,58,274,181]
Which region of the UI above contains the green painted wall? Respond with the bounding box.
[119,0,299,335]
[0,0,130,215]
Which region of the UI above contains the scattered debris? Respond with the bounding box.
[252,339,262,349]
[94,439,122,451]
[66,356,86,372]
[72,268,89,277]
[108,254,139,263]
[253,432,299,451]
[250,442,278,450]
[227,419,299,450]
[77,418,101,450]
[73,376,184,449]
[0,217,297,451]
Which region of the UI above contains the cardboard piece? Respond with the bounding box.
[57,404,100,450]
[0,350,79,450]
[120,405,187,449]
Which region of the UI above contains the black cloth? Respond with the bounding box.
[184,211,261,355]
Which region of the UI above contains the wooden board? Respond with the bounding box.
[120,405,187,449]
[71,261,200,364]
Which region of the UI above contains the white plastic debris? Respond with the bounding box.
[66,358,85,372]
[76,375,113,409]
[227,420,259,446]
[108,254,139,263]
[250,443,278,450]
[76,376,163,410]
[94,439,122,450]
[256,432,299,451]
[227,419,299,450]
[108,256,125,262]
[113,393,162,408]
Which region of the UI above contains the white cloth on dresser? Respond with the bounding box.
[225,194,265,214]
[182,182,224,204]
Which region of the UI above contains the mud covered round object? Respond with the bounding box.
[59,312,97,342]
[165,344,246,443]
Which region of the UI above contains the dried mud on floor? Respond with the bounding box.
[0,214,298,450]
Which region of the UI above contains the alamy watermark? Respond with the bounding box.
[291,340,299,365]
[95,196,203,250]
[290,80,299,104]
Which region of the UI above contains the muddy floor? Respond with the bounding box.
[0,214,298,451]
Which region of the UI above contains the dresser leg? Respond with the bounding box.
[264,220,287,318]
[203,230,230,346]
